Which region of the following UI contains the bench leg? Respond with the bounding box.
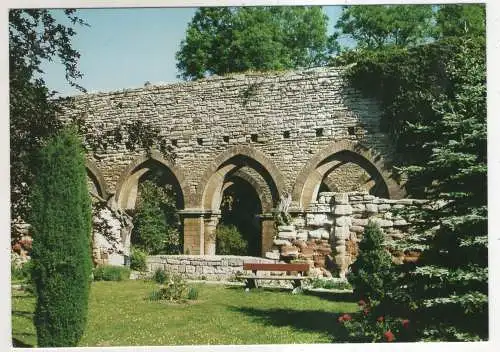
[245,278,258,289]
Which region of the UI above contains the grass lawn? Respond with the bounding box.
[12,280,358,347]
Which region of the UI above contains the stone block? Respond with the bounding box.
[371,218,393,227]
[278,231,297,240]
[334,226,350,239]
[265,252,280,260]
[185,266,195,274]
[273,239,291,246]
[335,245,346,254]
[296,230,309,241]
[292,217,305,228]
[392,204,405,210]
[393,219,408,226]
[335,216,352,227]
[352,218,368,226]
[307,213,328,227]
[334,193,349,204]
[349,225,364,233]
[278,225,295,232]
[378,204,391,212]
[364,195,375,201]
[309,228,329,239]
[334,205,352,215]
[352,203,366,213]
[365,203,378,213]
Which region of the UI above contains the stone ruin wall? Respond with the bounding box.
[60,66,398,203]
[271,191,423,278]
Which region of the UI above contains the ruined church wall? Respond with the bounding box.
[61,67,396,204]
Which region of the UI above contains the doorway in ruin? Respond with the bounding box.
[219,176,263,257]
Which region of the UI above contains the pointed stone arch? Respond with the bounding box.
[189,145,286,209]
[114,150,188,211]
[85,159,108,199]
[292,141,405,209]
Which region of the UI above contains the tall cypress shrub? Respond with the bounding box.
[29,128,92,347]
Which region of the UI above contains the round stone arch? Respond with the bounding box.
[292,141,405,209]
[189,145,286,209]
[85,159,108,199]
[113,150,188,211]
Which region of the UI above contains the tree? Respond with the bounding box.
[348,221,394,304]
[176,6,336,80]
[334,5,434,49]
[10,9,86,230]
[339,33,487,340]
[434,4,486,39]
[131,181,181,255]
[29,128,92,347]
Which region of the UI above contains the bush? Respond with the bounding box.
[187,287,199,300]
[131,181,181,255]
[93,265,130,281]
[152,268,169,284]
[215,224,248,255]
[148,270,187,302]
[130,247,148,272]
[337,301,415,342]
[347,221,395,304]
[29,128,92,347]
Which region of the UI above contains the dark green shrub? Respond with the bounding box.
[29,128,92,347]
[93,265,130,281]
[215,224,248,255]
[130,247,148,272]
[347,221,394,303]
[309,278,352,290]
[152,268,168,284]
[132,181,181,255]
[187,287,199,300]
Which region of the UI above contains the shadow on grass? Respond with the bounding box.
[229,306,348,341]
[303,290,356,303]
[12,334,35,348]
[12,310,33,319]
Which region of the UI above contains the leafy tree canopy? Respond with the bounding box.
[334,5,434,49]
[10,9,86,224]
[435,4,486,39]
[176,6,336,80]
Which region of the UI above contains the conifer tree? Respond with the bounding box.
[30,128,92,347]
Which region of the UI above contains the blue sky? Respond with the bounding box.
[41,6,345,96]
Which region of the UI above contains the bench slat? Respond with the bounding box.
[243,263,309,272]
[238,276,307,280]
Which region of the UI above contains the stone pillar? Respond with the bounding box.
[332,193,352,279]
[260,213,275,256]
[179,210,205,255]
[203,213,220,255]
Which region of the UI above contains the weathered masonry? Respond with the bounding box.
[60,66,406,268]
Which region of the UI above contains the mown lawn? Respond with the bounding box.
[12,280,358,347]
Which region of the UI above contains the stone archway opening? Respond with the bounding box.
[313,152,389,203]
[115,158,186,255]
[219,176,263,257]
[190,152,283,257]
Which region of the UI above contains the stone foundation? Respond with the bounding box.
[146,255,276,281]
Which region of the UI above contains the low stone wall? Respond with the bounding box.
[146,255,276,281]
[269,191,425,278]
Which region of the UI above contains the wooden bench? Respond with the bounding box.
[238,263,310,289]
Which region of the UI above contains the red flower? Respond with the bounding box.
[338,315,344,323]
[384,330,395,342]
[342,314,352,322]
[402,319,410,329]
[357,299,366,307]
[377,316,384,323]
[363,308,370,316]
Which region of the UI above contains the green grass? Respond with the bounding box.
[12,280,358,347]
